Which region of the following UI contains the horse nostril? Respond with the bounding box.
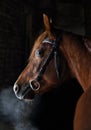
[30,80,40,91]
[13,83,20,94]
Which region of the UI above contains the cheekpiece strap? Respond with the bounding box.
[42,37,60,81]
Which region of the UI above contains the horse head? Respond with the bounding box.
[13,14,71,100]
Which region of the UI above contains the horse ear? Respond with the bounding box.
[43,14,52,32]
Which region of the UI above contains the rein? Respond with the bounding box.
[30,36,61,91]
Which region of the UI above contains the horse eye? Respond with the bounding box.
[35,49,43,57]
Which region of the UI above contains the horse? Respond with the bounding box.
[13,14,91,130]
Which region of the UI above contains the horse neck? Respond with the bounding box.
[60,32,91,91]
[58,49,72,86]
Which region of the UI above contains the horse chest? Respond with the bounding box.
[74,86,91,130]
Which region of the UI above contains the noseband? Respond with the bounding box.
[30,36,61,91]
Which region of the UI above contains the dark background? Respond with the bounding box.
[0,0,90,129]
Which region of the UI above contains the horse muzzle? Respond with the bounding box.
[13,83,35,100]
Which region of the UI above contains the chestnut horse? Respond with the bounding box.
[13,14,91,130]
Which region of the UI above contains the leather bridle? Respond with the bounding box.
[30,36,61,91]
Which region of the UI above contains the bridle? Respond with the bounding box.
[30,36,61,91]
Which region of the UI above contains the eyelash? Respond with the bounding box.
[35,49,43,57]
[35,43,50,58]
